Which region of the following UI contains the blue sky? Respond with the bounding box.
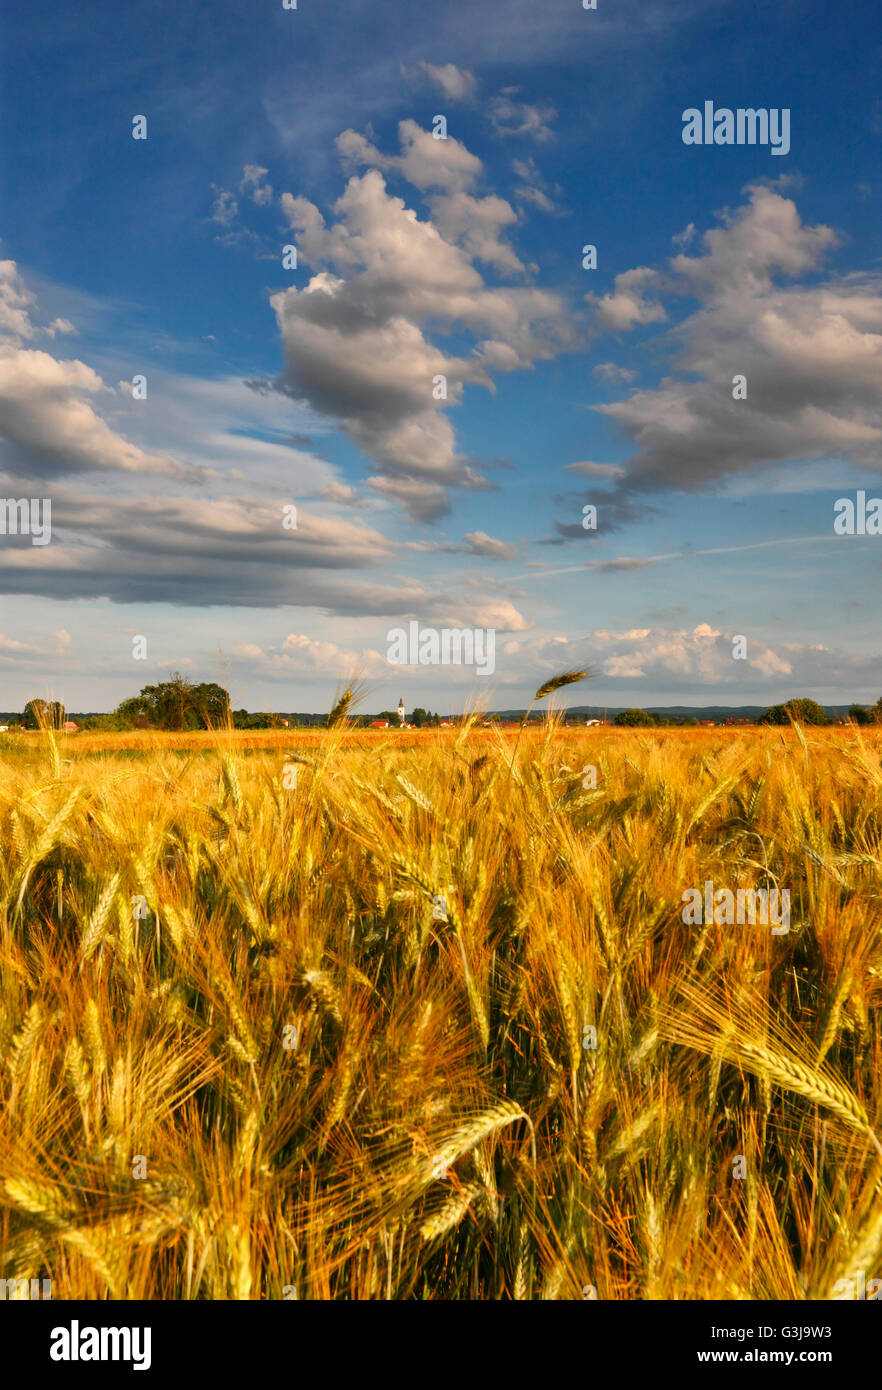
[1,0,881,713]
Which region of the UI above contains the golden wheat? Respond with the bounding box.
[0,723,881,1298]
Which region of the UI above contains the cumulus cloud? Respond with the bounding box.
[592,623,792,684]
[232,632,388,680]
[0,263,219,485]
[0,348,187,479]
[273,132,573,519]
[425,190,524,272]
[579,184,882,505]
[432,597,530,631]
[590,267,666,331]
[335,120,483,193]
[0,263,77,347]
[0,262,38,343]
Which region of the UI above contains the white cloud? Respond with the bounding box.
[210,188,238,226]
[590,267,666,332]
[409,62,478,101]
[593,362,636,384]
[462,530,518,561]
[0,347,187,479]
[232,633,388,680]
[563,460,626,478]
[672,222,696,250]
[275,136,573,519]
[490,94,556,142]
[240,164,273,206]
[589,185,882,496]
[0,261,37,344]
[336,120,483,193]
[0,624,74,667]
[593,623,792,684]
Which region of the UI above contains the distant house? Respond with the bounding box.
[0,725,8,733]
[585,719,602,727]
[62,720,79,732]
[439,721,454,728]
[370,719,389,728]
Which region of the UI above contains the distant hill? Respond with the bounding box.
[491,704,860,722]
[0,704,866,725]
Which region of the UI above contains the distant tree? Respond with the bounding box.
[23,698,65,730]
[614,708,656,727]
[848,703,872,725]
[411,707,428,728]
[761,705,787,725]
[231,708,281,730]
[114,674,230,731]
[23,698,48,729]
[762,697,828,726]
[115,695,151,729]
[80,711,135,732]
[190,681,232,727]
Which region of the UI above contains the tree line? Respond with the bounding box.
[10,684,882,732]
[12,679,444,732]
[612,697,882,727]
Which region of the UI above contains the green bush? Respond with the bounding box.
[614,708,656,727]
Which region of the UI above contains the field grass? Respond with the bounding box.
[1,719,881,1300]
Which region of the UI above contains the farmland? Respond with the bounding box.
[1,722,881,1299]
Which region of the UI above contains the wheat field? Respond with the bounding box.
[1,719,881,1300]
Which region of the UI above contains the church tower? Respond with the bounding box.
[397,698,406,724]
